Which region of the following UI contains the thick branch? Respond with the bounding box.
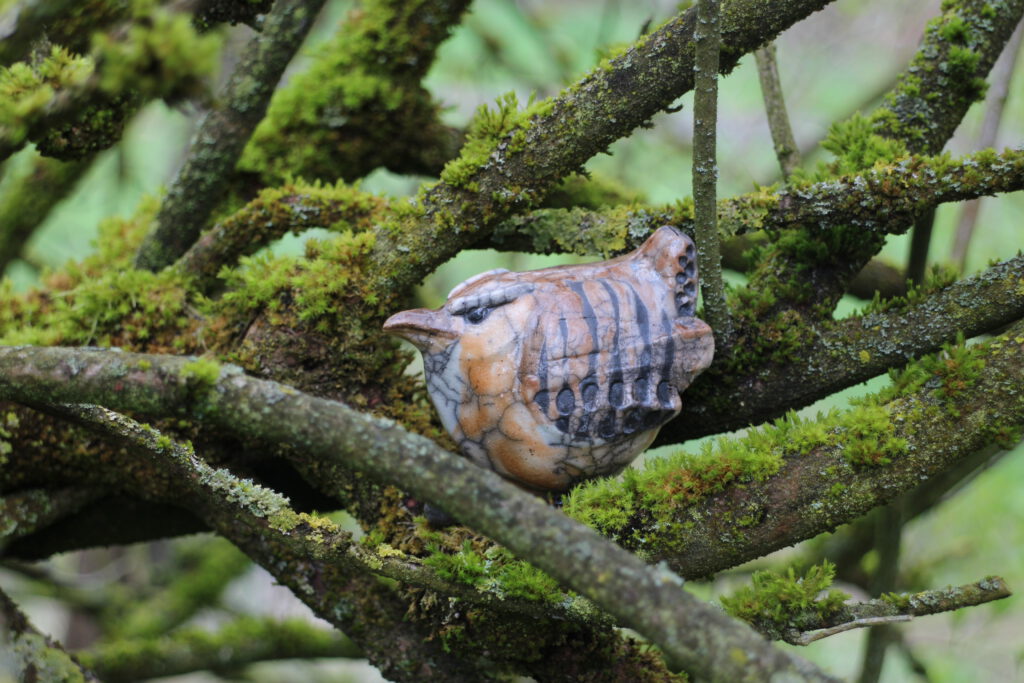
[567,318,1024,578]
[661,253,1024,441]
[134,0,326,271]
[488,148,1024,255]
[0,347,832,682]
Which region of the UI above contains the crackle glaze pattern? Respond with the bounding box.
[383,226,714,492]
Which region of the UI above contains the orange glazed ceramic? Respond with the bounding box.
[384,226,714,492]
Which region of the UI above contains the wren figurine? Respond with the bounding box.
[383,226,714,492]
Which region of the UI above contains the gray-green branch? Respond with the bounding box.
[0,346,832,682]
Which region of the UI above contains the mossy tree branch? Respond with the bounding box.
[0,346,834,682]
[75,616,362,683]
[784,578,1010,646]
[134,0,327,271]
[488,147,1024,253]
[0,3,221,163]
[661,253,1024,442]
[952,20,1024,268]
[175,182,389,293]
[743,0,1024,319]
[46,403,495,681]
[237,0,471,186]
[871,0,1024,156]
[565,318,1024,578]
[45,403,686,681]
[368,0,839,297]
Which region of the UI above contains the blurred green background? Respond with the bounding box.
[4,0,1023,680]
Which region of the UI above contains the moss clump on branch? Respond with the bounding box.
[565,400,908,546]
[238,0,468,184]
[721,562,849,640]
[438,91,555,193]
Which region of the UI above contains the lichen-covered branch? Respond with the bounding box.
[720,563,1010,645]
[785,578,1010,646]
[48,403,494,681]
[741,0,1024,320]
[872,0,1024,155]
[76,616,362,682]
[134,0,326,271]
[0,346,833,682]
[487,147,1024,256]
[692,0,731,340]
[0,586,98,682]
[566,318,1024,578]
[952,20,1024,268]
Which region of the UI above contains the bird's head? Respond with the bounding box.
[383,269,536,362]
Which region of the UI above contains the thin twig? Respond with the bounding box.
[951,20,1024,269]
[907,208,935,286]
[789,616,912,646]
[134,0,327,271]
[754,42,801,178]
[692,0,731,342]
[859,502,904,683]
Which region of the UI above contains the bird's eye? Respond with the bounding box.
[464,306,490,324]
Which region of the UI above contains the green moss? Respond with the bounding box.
[439,91,553,190]
[0,46,93,144]
[867,332,986,417]
[720,561,849,639]
[790,114,908,184]
[239,0,467,184]
[0,265,203,351]
[421,538,563,603]
[839,405,908,467]
[92,0,221,100]
[181,357,222,386]
[880,591,911,610]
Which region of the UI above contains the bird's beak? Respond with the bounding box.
[383,307,457,352]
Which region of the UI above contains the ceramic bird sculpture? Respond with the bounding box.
[383,226,714,492]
